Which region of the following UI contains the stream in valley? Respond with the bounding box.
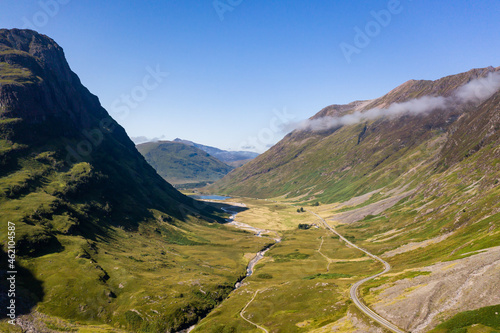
[178,198,280,332]
[221,205,281,287]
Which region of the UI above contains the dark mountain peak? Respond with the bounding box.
[0,29,68,75]
[1,29,218,243]
[0,29,105,132]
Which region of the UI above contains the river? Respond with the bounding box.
[190,195,231,200]
[177,198,280,333]
[221,206,281,288]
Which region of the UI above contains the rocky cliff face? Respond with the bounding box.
[0,29,110,136]
[0,29,218,246]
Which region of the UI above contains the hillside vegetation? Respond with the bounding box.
[209,66,500,331]
[173,138,259,167]
[0,29,265,332]
[211,67,500,203]
[1,28,499,332]
[137,140,233,188]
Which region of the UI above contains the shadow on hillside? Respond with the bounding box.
[202,201,249,222]
[0,247,44,319]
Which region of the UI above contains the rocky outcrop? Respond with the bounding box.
[0,29,108,130]
[0,28,219,227]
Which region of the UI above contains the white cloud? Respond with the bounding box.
[297,71,500,132]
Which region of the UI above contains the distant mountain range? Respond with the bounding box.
[173,138,259,167]
[137,140,234,188]
[134,139,259,188]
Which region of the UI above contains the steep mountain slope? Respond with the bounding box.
[173,138,259,167]
[0,28,219,249]
[210,66,500,331]
[0,29,265,332]
[137,140,233,187]
[324,90,500,332]
[211,66,499,203]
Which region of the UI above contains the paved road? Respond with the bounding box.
[306,209,406,333]
[240,289,269,333]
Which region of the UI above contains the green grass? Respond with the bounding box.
[0,31,260,331]
[209,113,444,205]
[2,218,270,332]
[272,251,310,262]
[303,273,352,280]
[0,129,243,330]
[3,38,500,333]
[429,304,500,332]
[192,211,383,333]
[206,128,500,331]
[0,61,40,85]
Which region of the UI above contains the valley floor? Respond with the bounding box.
[3,193,499,333]
[193,193,500,333]
[193,197,391,333]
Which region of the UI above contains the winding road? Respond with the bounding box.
[212,198,405,332]
[306,209,406,333]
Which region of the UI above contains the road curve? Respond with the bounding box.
[306,210,406,333]
[240,289,268,333]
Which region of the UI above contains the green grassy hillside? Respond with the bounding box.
[2,28,498,332]
[210,66,500,204]
[173,138,259,167]
[137,141,233,188]
[0,29,264,332]
[208,66,500,331]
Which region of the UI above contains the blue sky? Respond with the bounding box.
[1,0,499,152]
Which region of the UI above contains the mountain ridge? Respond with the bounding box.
[173,138,259,167]
[137,140,234,188]
[207,66,500,331]
[210,66,500,201]
[1,28,499,332]
[0,29,215,224]
[0,29,262,332]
